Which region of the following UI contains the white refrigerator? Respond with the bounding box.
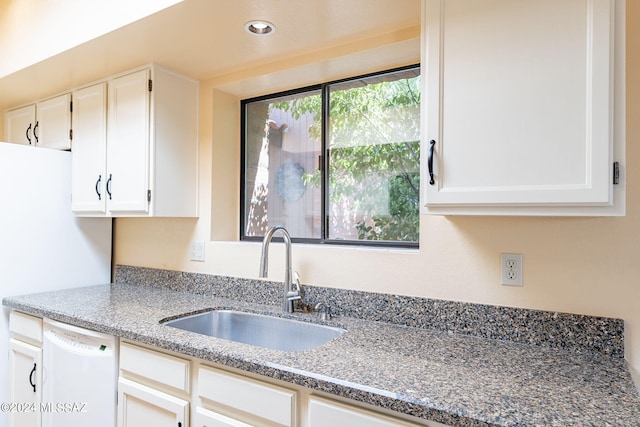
[0,142,112,427]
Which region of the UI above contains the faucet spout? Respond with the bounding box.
[259,226,300,313]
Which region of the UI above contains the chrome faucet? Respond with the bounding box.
[259,226,301,313]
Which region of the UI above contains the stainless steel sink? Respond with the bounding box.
[162,310,345,351]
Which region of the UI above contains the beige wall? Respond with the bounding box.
[114,2,640,388]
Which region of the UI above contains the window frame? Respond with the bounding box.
[240,64,420,249]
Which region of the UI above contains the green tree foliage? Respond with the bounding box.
[273,72,421,242]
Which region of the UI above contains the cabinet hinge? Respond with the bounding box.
[147,190,151,202]
[613,161,620,185]
[69,129,72,140]
[69,101,73,113]
[148,79,153,92]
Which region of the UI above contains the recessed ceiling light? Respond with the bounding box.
[245,20,276,35]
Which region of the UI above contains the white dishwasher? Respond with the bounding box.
[43,318,118,427]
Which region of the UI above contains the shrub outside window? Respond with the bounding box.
[241,66,420,247]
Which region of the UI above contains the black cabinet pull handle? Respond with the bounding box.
[26,123,32,145]
[33,121,39,145]
[29,363,36,392]
[106,174,112,200]
[95,175,102,200]
[428,139,436,185]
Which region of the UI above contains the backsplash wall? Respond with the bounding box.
[114,265,625,358]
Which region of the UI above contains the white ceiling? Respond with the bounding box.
[0,0,421,108]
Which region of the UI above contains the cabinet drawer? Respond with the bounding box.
[194,406,253,427]
[9,311,42,345]
[308,397,423,427]
[199,366,296,427]
[120,342,190,393]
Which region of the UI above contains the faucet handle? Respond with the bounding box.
[287,293,301,301]
[286,271,302,301]
[314,302,331,321]
[293,271,301,292]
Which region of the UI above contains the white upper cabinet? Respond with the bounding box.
[422,0,625,215]
[4,105,36,146]
[106,69,152,214]
[35,94,72,150]
[71,83,108,213]
[72,65,199,217]
[3,94,71,150]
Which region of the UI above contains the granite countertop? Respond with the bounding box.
[4,282,640,427]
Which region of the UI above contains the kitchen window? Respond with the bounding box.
[241,65,420,247]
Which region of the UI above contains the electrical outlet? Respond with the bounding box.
[501,253,523,286]
[190,241,205,262]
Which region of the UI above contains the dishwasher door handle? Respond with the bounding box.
[44,329,113,357]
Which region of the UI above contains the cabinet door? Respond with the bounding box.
[9,339,42,427]
[107,69,151,214]
[423,0,616,213]
[194,407,252,427]
[35,94,72,150]
[118,378,188,427]
[71,83,108,213]
[4,105,36,146]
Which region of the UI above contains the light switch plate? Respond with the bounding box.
[190,241,205,262]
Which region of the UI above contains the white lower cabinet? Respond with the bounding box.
[197,366,296,427]
[118,342,191,427]
[308,396,452,427]
[6,328,449,427]
[117,341,450,427]
[193,407,252,427]
[8,339,42,427]
[309,396,405,427]
[8,311,43,427]
[118,378,189,427]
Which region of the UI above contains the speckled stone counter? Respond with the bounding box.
[3,272,640,426]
